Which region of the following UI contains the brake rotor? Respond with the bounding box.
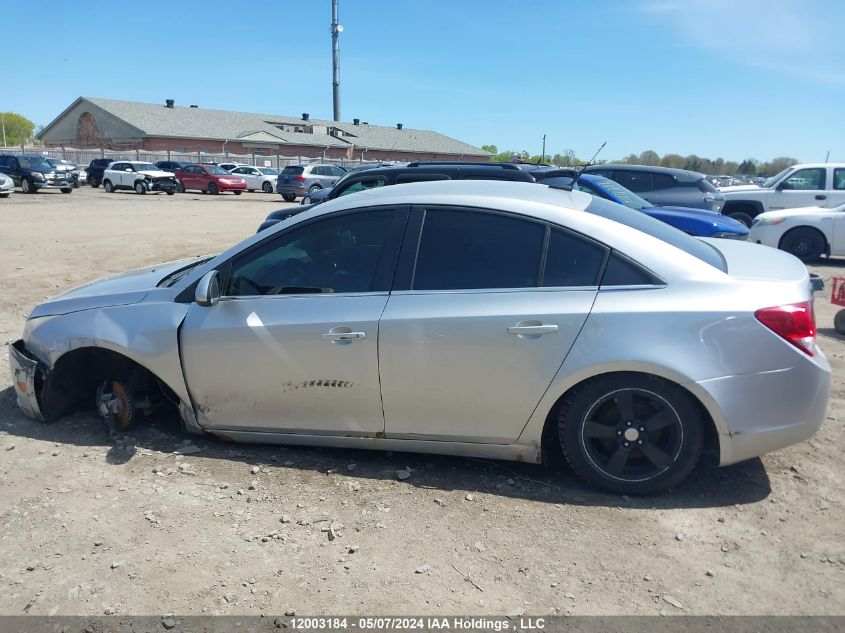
[96,380,135,433]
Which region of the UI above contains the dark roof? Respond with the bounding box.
[585,164,706,182]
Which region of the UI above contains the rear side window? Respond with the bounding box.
[584,196,727,272]
[543,229,607,287]
[282,166,304,175]
[614,171,653,193]
[601,252,663,286]
[413,209,545,290]
[651,173,676,190]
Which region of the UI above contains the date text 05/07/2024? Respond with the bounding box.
[291,617,547,631]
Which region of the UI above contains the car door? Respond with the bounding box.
[121,164,136,188]
[108,162,124,187]
[771,167,827,210]
[379,206,606,444]
[183,165,200,190]
[231,167,251,188]
[179,205,409,435]
[611,170,659,206]
[0,156,18,186]
[244,166,262,189]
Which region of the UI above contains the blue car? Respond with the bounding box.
[536,171,748,239]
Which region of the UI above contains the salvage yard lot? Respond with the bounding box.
[0,187,843,615]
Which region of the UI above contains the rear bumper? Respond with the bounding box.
[277,185,306,195]
[9,340,44,421]
[694,349,831,466]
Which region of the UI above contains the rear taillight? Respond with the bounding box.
[294,176,305,182]
[754,301,816,356]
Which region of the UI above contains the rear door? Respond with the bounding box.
[611,170,658,206]
[379,206,606,444]
[828,168,845,208]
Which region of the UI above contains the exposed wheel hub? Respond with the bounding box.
[623,427,640,442]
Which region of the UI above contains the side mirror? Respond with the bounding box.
[777,181,792,191]
[125,168,132,172]
[195,270,221,307]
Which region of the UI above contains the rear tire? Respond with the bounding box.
[90,178,100,188]
[835,310,845,335]
[207,182,219,195]
[175,181,185,193]
[557,373,704,495]
[780,227,825,262]
[282,193,296,202]
[726,209,754,227]
[103,180,114,193]
[234,191,242,195]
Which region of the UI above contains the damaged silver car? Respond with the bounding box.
[9,181,830,494]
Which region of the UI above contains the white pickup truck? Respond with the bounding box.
[721,163,845,226]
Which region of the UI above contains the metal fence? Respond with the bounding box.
[0,145,363,170]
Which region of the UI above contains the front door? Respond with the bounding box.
[179,206,408,435]
[379,207,605,444]
[770,167,828,210]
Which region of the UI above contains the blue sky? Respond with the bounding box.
[4,0,843,162]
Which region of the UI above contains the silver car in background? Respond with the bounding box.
[9,181,829,494]
[276,163,347,201]
[0,171,13,198]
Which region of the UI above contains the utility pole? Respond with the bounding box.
[331,0,342,122]
[541,134,546,163]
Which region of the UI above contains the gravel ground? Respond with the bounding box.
[0,187,842,616]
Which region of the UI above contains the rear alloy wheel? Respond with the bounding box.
[308,184,321,193]
[282,193,296,202]
[21,178,34,194]
[780,227,825,262]
[207,182,219,195]
[558,373,703,495]
[134,181,147,195]
[262,181,273,193]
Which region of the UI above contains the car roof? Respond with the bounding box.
[345,163,535,180]
[585,164,705,182]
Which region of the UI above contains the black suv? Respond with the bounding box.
[155,160,192,174]
[583,164,725,213]
[258,162,535,232]
[85,158,114,188]
[0,154,74,194]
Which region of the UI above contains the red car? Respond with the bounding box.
[176,164,246,195]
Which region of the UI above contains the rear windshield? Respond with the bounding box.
[282,166,304,175]
[584,196,727,272]
[696,178,720,193]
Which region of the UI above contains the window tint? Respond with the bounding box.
[651,173,676,190]
[601,252,663,286]
[584,196,727,272]
[338,176,388,197]
[413,209,545,290]
[543,229,607,287]
[696,178,719,193]
[614,171,653,193]
[834,169,845,191]
[282,166,304,175]
[783,168,825,190]
[330,166,346,177]
[226,209,405,296]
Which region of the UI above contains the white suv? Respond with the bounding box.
[102,161,179,195]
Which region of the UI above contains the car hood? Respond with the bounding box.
[643,205,748,233]
[137,170,177,178]
[29,258,201,318]
[755,206,832,221]
[719,184,763,192]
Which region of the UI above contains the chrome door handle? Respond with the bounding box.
[508,324,559,335]
[321,331,366,341]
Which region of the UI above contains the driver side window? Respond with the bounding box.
[225,208,407,296]
[783,168,825,190]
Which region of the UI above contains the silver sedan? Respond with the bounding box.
[9,181,830,494]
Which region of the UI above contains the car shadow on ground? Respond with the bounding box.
[0,386,771,510]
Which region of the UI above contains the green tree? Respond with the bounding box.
[0,112,35,146]
[737,159,758,175]
[660,154,685,169]
[638,150,660,166]
[481,144,498,155]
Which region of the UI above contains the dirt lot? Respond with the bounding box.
[0,186,843,616]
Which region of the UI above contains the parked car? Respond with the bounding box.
[748,201,845,262]
[229,165,279,193]
[85,158,113,188]
[0,154,74,194]
[45,158,85,187]
[584,165,725,214]
[0,172,14,198]
[261,161,536,231]
[176,164,246,195]
[155,160,193,174]
[720,163,845,227]
[10,181,828,495]
[218,162,246,172]
[102,161,179,195]
[300,162,407,205]
[534,171,748,239]
[276,163,347,201]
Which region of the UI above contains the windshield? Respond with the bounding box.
[157,257,214,287]
[207,166,230,175]
[19,156,53,171]
[258,167,279,176]
[763,167,792,188]
[134,163,159,172]
[580,176,652,210]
